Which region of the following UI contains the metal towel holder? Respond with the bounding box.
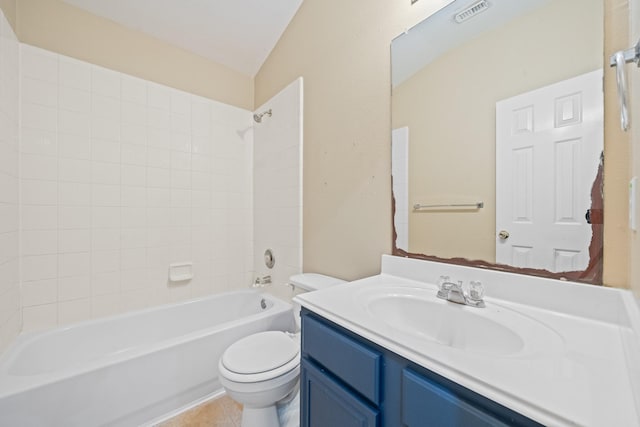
[610,38,640,131]
[413,202,484,210]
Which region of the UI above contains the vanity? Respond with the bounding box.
[300,310,541,426]
[294,255,640,426]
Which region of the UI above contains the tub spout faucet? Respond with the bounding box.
[253,275,272,287]
[436,276,485,308]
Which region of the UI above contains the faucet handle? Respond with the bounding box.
[436,276,450,298]
[437,275,451,290]
[469,280,484,301]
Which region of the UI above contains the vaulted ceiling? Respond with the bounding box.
[61,0,304,76]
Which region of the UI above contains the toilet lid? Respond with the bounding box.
[222,331,299,375]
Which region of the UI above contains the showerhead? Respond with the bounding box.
[253,109,272,123]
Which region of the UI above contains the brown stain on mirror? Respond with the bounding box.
[392,158,604,285]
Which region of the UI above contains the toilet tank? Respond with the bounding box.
[289,273,346,329]
[289,273,347,292]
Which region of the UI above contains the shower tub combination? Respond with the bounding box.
[0,290,294,426]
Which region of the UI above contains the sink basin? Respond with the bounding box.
[359,285,563,358]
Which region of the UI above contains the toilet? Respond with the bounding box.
[218,273,346,427]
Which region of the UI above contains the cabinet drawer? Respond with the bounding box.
[302,314,381,405]
[402,369,510,427]
[301,359,379,427]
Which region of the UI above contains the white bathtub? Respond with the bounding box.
[0,290,294,426]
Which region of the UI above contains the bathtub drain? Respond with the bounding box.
[261,298,267,309]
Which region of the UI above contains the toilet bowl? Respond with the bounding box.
[218,274,346,427]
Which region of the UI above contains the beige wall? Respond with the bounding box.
[604,0,632,288]
[0,0,15,32]
[255,0,454,280]
[392,0,602,262]
[631,0,640,297]
[15,0,253,110]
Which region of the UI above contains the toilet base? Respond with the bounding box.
[241,405,280,427]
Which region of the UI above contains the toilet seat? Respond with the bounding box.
[220,331,300,383]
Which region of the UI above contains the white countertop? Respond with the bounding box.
[295,255,640,427]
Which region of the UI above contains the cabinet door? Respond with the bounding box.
[402,369,510,427]
[301,359,379,427]
[302,313,381,405]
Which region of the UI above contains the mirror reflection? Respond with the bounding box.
[391,0,604,283]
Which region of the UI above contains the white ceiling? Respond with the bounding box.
[61,0,304,77]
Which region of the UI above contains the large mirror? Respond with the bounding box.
[391,0,605,284]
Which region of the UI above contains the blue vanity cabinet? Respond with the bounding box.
[300,309,544,427]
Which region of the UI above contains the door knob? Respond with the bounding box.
[498,230,510,240]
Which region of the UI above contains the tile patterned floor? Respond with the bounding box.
[156,396,242,427]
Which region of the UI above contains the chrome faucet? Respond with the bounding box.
[436,276,485,308]
[253,275,272,287]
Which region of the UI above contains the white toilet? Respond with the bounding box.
[218,273,346,427]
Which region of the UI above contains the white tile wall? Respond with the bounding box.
[253,78,303,301]
[0,10,20,353]
[19,45,254,332]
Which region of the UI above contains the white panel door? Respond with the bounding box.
[496,70,603,272]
